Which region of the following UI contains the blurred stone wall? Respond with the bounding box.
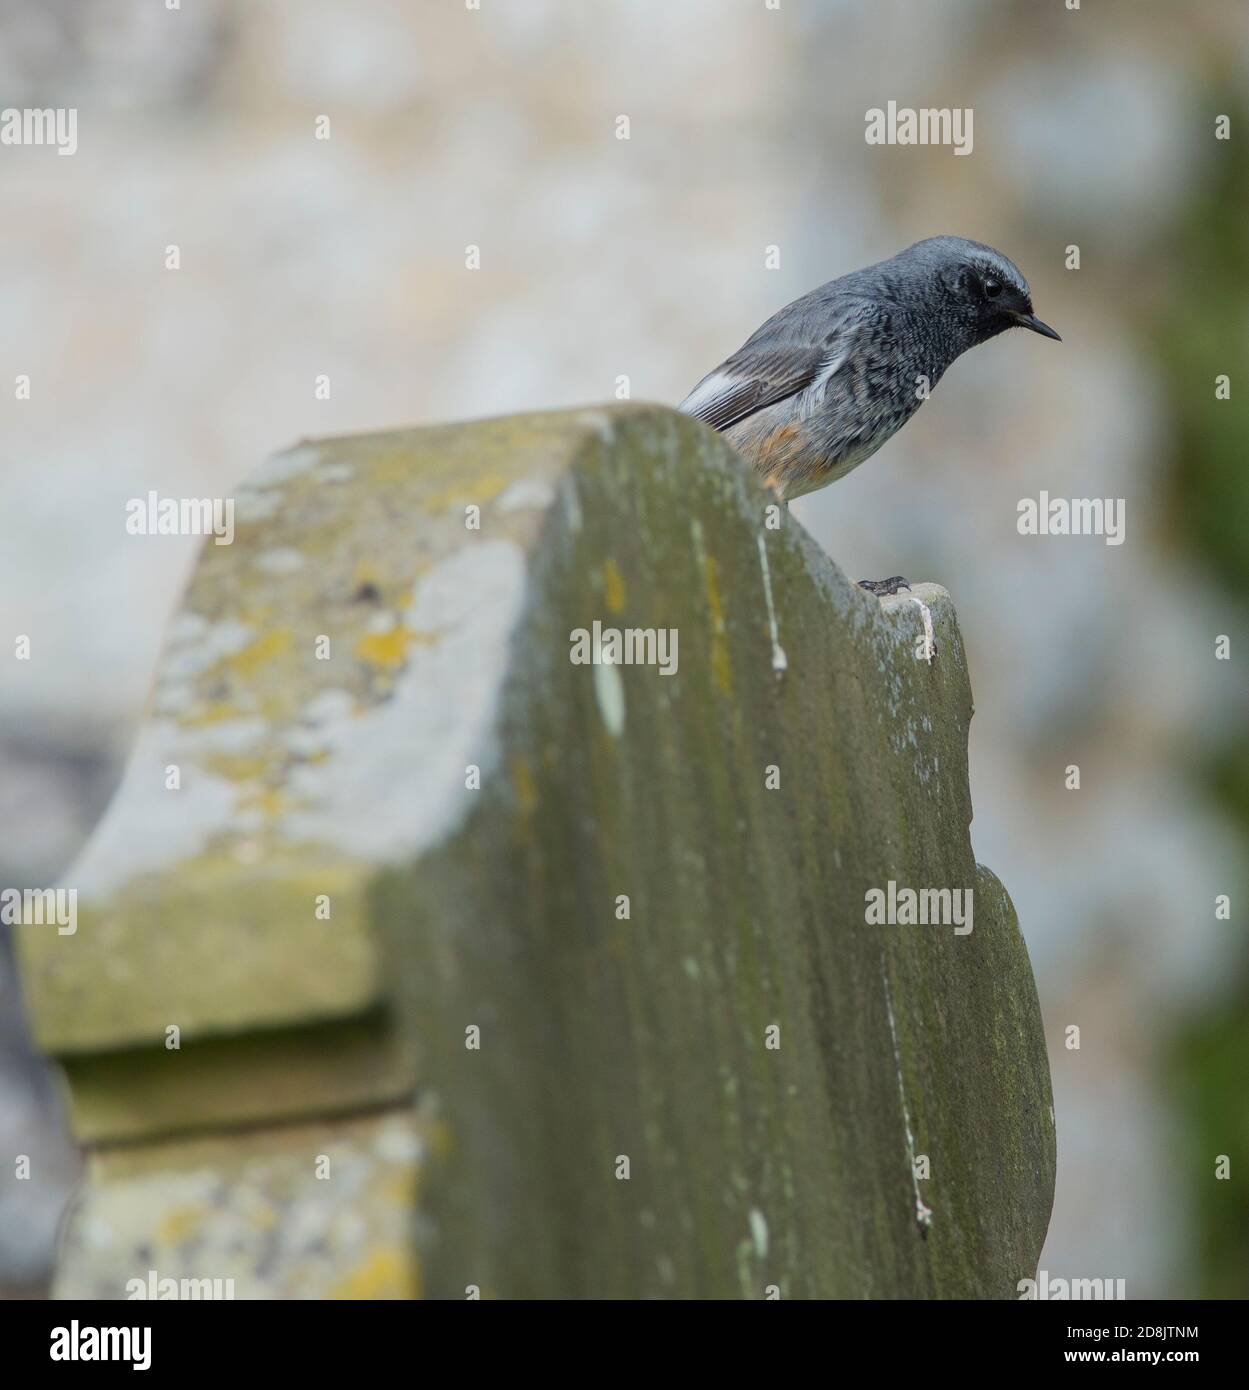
[2,0,1245,1295]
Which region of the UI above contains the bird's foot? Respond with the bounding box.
[857,575,911,597]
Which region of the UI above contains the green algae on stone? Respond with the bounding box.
[22,850,378,1054]
[62,1013,413,1144]
[368,405,1055,1298]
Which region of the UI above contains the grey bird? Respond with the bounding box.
[679,236,1060,595]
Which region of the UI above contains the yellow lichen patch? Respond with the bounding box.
[203,753,273,784]
[354,627,416,670]
[234,785,292,819]
[603,558,627,615]
[229,603,280,636]
[154,1204,206,1246]
[227,628,295,678]
[257,691,303,723]
[248,1204,280,1231]
[391,560,432,610]
[178,700,247,730]
[427,1117,455,1164]
[361,444,439,487]
[327,1246,420,1300]
[703,553,733,696]
[418,470,511,513]
[511,756,538,816]
[379,1167,420,1208]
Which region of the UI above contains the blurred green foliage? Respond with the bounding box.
[1157,102,1249,590]
[1158,96,1249,1298]
[1171,989,1249,1296]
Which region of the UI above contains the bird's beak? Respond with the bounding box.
[1012,311,1061,341]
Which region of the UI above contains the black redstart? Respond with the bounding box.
[679,236,1060,595]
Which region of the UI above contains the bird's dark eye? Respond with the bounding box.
[983,277,1002,299]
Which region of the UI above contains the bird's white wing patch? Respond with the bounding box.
[677,345,827,432]
[679,370,737,419]
[678,297,878,434]
[802,349,850,412]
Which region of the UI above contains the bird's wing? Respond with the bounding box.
[679,298,874,433]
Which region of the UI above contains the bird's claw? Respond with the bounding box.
[857,576,911,597]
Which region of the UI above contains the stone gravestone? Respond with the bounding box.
[17,404,1055,1298]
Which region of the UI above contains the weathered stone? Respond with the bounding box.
[52,1111,424,1300]
[61,1016,409,1145]
[368,406,1055,1298]
[17,404,1054,1298]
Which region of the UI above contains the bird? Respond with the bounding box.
[678,236,1060,595]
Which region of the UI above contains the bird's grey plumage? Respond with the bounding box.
[680,236,1059,502]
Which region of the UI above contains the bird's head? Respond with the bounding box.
[910,236,1061,349]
